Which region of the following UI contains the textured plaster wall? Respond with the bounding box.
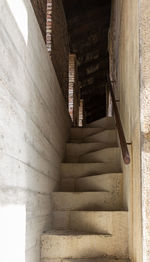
[109,0,142,261]
[139,0,150,261]
[0,0,70,261]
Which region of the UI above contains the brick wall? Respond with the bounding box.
[30,0,47,40]
[69,54,80,126]
[79,99,84,127]
[30,0,69,103]
[46,0,69,103]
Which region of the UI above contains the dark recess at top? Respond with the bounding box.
[63,0,111,123]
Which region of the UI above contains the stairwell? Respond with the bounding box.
[41,117,129,262]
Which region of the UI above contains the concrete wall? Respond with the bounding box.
[109,0,142,261]
[0,0,70,261]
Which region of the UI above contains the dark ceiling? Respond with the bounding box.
[62,0,111,123]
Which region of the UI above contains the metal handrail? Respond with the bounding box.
[107,77,130,165]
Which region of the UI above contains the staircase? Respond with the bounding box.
[41,117,129,262]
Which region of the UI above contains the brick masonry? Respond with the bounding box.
[30,0,47,40]
[30,0,69,104]
[69,54,80,126]
[46,0,69,103]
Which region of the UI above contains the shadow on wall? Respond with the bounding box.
[0,0,70,261]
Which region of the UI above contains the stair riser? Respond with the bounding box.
[70,128,104,140]
[83,130,117,144]
[61,173,123,192]
[66,143,114,163]
[70,130,117,145]
[61,163,121,178]
[79,148,120,163]
[41,259,130,262]
[63,259,130,262]
[52,192,123,211]
[87,117,115,128]
[52,211,128,235]
[41,234,128,259]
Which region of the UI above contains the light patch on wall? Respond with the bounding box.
[6,0,28,44]
[0,205,26,262]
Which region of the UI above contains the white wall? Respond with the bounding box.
[0,0,70,261]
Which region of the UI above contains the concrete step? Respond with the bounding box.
[79,147,120,163]
[41,229,128,259]
[70,128,104,141]
[61,173,123,192]
[61,163,121,179]
[52,192,123,211]
[83,129,117,144]
[86,117,115,129]
[52,211,128,235]
[65,143,117,163]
